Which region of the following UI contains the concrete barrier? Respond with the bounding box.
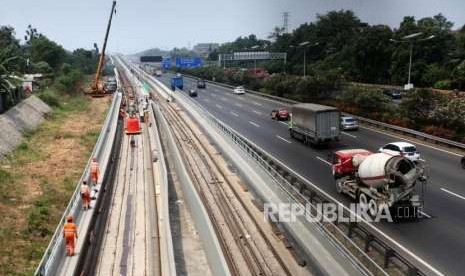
[0,95,51,159]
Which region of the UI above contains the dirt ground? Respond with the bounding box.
[0,93,109,276]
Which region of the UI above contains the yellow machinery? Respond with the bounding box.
[87,0,116,97]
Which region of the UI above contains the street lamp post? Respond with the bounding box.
[251,45,260,73]
[290,41,318,77]
[390,32,435,90]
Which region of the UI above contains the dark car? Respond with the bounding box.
[188,89,198,97]
[271,108,290,120]
[383,88,402,99]
[197,79,206,89]
[461,156,465,169]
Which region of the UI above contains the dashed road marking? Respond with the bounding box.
[215,104,223,109]
[316,156,332,166]
[252,110,263,115]
[203,99,210,103]
[276,135,292,144]
[230,111,239,117]
[341,131,357,138]
[419,211,432,219]
[252,101,263,106]
[235,103,243,107]
[220,97,227,101]
[249,121,260,127]
[441,188,465,201]
[279,121,288,126]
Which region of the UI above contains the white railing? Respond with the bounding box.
[34,91,122,276]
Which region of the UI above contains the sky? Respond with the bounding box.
[1,0,464,54]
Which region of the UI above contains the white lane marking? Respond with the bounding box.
[252,101,263,106]
[249,121,260,127]
[230,111,239,117]
[220,97,227,101]
[215,104,223,109]
[341,131,357,138]
[211,93,217,97]
[276,135,292,144]
[419,211,432,219]
[203,99,210,103]
[360,125,462,157]
[441,188,465,201]
[316,156,332,166]
[252,110,263,115]
[279,121,288,126]
[235,103,243,107]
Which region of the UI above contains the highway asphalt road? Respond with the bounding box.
[157,73,465,276]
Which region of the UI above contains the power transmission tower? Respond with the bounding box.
[282,12,289,33]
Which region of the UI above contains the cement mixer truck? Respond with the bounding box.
[332,149,426,217]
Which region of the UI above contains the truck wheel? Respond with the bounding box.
[368,199,378,217]
[358,193,368,210]
[461,157,465,169]
[289,129,295,138]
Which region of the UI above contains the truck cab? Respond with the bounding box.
[332,149,372,179]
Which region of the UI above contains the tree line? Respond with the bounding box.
[207,10,465,89]
[0,25,99,110]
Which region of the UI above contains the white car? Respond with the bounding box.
[340,116,358,130]
[233,86,245,95]
[379,142,420,162]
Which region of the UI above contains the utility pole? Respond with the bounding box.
[282,12,289,33]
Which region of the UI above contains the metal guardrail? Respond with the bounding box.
[149,75,443,276]
[182,74,465,151]
[34,91,122,276]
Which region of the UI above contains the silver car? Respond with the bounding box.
[340,116,358,130]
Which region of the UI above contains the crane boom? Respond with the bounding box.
[92,0,116,93]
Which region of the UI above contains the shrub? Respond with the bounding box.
[433,79,452,89]
[37,89,60,107]
[422,125,455,139]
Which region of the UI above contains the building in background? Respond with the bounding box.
[193,43,219,57]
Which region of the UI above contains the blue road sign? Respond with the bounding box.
[175,57,202,68]
[161,57,171,69]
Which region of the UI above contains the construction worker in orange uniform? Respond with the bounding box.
[90,157,100,186]
[80,181,91,210]
[63,215,78,256]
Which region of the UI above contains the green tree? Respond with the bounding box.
[29,35,66,71]
[0,26,23,74]
[352,25,393,83]
[71,48,97,74]
[34,61,53,74]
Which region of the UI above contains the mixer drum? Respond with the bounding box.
[357,153,417,188]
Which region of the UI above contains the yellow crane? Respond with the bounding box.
[88,0,116,97]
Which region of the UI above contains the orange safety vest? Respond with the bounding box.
[90,161,99,174]
[63,222,77,238]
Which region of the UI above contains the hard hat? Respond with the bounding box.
[66,215,73,222]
